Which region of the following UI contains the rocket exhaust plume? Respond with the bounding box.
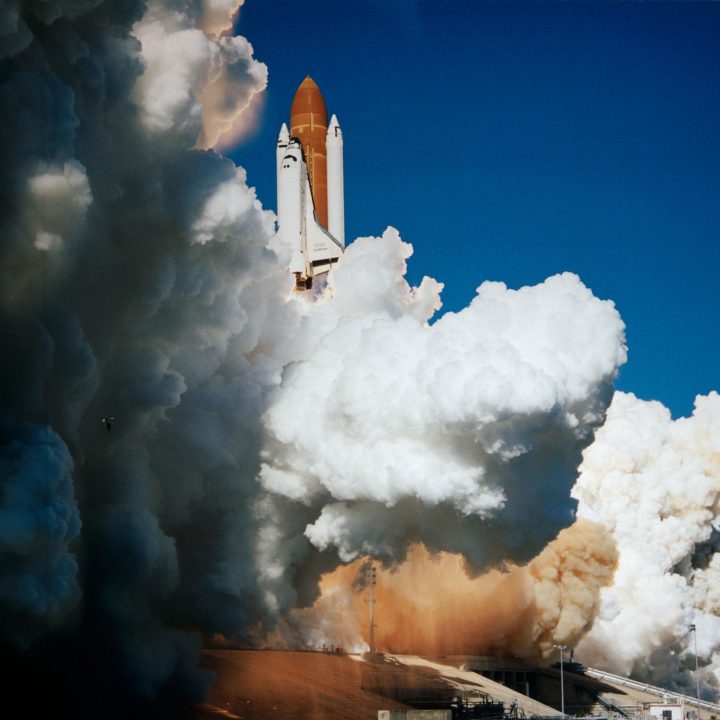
[273,520,618,662]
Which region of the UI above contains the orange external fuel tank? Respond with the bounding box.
[290,76,328,228]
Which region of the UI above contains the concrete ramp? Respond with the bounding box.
[378,711,452,720]
[387,655,562,717]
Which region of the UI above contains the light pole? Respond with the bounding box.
[554,644,567,716]
[690,624,700,704]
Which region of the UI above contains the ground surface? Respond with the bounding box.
[194,649,420,720]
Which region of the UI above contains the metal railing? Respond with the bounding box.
[584,667,720,714]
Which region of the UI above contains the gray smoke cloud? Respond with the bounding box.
[0,0,278,709]
[0,422,80,649]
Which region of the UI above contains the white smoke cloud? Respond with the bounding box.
[573,391,720,698]
[24,161,93,252]
[198,34,268,149]
[132,0,266,148]
[190,165,261,244]
[132,14,217,138]
[133,2,267,148]
[256,228,626,609]
[199,0,244,38]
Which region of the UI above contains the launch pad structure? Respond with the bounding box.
[196,649,720,720]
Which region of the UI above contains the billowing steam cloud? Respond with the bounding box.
[1,0,717,712]
[573,391,720,698]
[256,231,627,617]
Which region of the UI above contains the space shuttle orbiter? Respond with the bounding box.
[276,76,344,291]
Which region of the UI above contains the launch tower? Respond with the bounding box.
[276,77,345,290]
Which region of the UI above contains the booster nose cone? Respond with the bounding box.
[290,76,329,228]
[327,114,342,140]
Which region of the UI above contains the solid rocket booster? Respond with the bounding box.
[277,76,344,290]
[326,114,344,246]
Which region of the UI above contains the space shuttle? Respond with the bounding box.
[276,76,344,291]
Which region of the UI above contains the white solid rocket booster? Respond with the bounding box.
[276,122,289,201]
[326,114,344,247]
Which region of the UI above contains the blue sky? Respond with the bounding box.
[229,1,720,419]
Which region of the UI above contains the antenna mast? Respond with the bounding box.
[366,564,377,655]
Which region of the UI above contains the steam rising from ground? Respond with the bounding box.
[574,391,720,698]
[275,520,617,662]
[1,0,718,712]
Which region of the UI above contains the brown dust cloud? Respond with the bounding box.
[274,519,618,663]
